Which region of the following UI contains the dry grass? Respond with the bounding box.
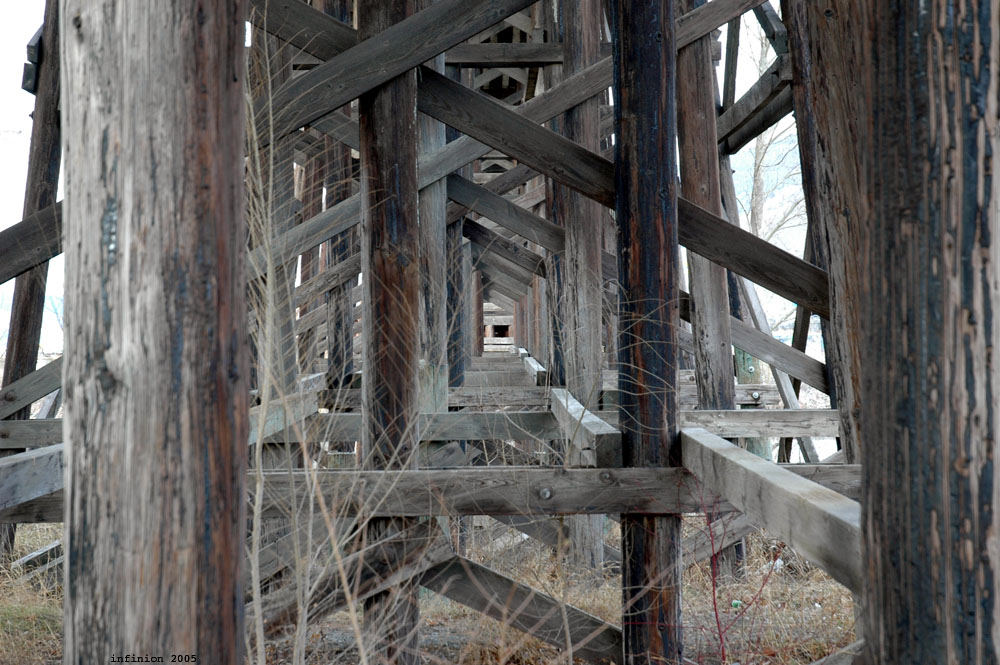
[0,524,62,665]
[0,521,854,665]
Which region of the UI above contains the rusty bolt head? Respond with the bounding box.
[2,392,15,402]
[539,487,552,500]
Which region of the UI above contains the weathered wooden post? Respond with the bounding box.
[554,0,605,571]
[610,0,683,662]
[676,0,740,577]
[61,0,249,661]
[858,0,999,660]
[358,0,421,661]
[0,0,60,557]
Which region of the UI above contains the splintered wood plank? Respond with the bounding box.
[681,428,861,591]
[0,357,62,420]
[260,0,538,139]
[420,556,622,662]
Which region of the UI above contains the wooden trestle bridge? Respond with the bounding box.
[0,0,995,663]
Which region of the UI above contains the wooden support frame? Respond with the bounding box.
[550,388,620,467]
[681,428,861,591]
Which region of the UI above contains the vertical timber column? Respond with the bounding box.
[675,0,740,576]
[559,0,605,570]
[358,0,421,662]
[611,1,683,663]
[61,0,248,661]
[0,0,60,556]
[779,0,868,463]
[860,0,999,661]
[676,0,735,415]
[418,0,448,411]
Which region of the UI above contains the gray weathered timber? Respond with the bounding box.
[1,463,860,524]
[463,218,547,277]
[61,1,249,660]
[0,419,62,449]
[260,0,537,139]
[677,409,840,438]
[0,202,62,286]
[550,388,620,468]
[0,444,63,512]
[677,0,736,421]
[678,198,830,319]
[681,429,861,592]
[2,0,61,555]
[356,1,421,659]
[449,175,565,252]
[0,357,62,420]
[611,0,683,661]
[418,4,449,413]
[716,54,791,147]
[301,411,562,442]
[780,0,865,463]
[420,556,622,662]
[675,0,767,49]
[854,0,999,659]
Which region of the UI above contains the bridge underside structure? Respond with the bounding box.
[0,0,996,663]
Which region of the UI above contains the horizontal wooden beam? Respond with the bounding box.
[681,428,862,591]
[0,201,62,285]
[0,419,61,449]
[0,444,64,513]
[0,357,62,420]
[680,409,840,438]
[298,411,561,442]
[259,0,537,139]
[550,388,619,467]
[1,463,860,524]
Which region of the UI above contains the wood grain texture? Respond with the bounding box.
[677,0,736,418]
[0,202,62,286]
[675,0,767,49]
[1,0,61,554]
[610,0,684,661]
[259,0,537,139]
[0,357,62,420]
[61,0,249,661]
[681,429,861,591]
[449,175,565,252]
[854,0,1000,660]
